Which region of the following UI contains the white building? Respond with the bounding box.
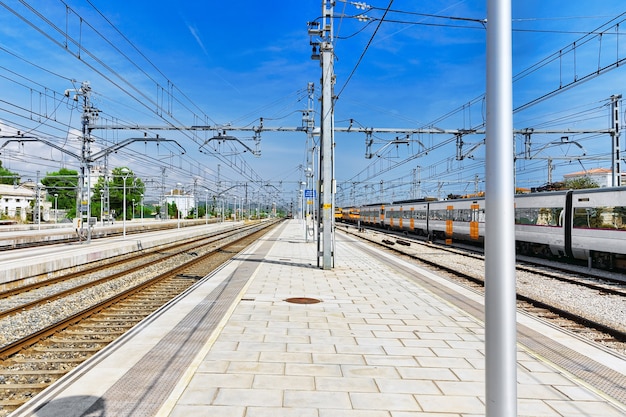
[164,188,195,218]
[563,168,626,188]
[0,183,51,222]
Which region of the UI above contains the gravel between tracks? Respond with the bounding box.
[0,257,177,348]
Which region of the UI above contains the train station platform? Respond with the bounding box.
[11,219,626,417]
[0,220,239,287]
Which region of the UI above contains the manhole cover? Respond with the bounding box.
[284,297,322,304]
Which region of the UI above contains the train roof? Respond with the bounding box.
[392,197,438,204]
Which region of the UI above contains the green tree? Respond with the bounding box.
[93,167,145,221]
[42,168,78,218]
[563,176,600,190]
[168,201,178,219]
[0,160,20,185]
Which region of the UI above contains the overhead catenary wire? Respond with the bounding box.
[335,0,394,100]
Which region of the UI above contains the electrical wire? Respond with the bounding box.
[335,0,394,100]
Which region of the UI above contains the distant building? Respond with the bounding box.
[164,188,195,218]
[0,183,51,222]
[563,168,625,188]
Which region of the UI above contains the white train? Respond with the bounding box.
[343,187,626,270]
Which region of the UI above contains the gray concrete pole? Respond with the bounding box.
[319,0,334,269]
[485,0,517,416]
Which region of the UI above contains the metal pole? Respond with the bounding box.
[611,94,622,187]
[122,177,127,236]
[485,1,517,416]
[319,0,335,269]
[100,191,103,226]
[36,171,41,230]
[176,183,182,228]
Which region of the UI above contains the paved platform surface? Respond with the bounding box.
[12,219,626,417]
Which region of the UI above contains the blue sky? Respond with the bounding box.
[1,1,625,207]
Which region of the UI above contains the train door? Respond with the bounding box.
[446,205,453,244]
[470,203,480,240]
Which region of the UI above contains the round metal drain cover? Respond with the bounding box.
[284,297,322,304]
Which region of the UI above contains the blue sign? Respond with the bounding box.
[304,189,315,198]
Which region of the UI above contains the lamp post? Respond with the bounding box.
[121,168,130,237]
[205,191,209,225]
[300,181,306,222]
[54,193,58,224]
[132,198,136,220]
[140,194,144,223]
[99,190,104,226]
[36,181,43,230]
[176,182,182,229]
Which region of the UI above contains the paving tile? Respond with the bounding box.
[226,361,285,375]
[363,354,419,367]
[350,392,422,411]
[315,376,379,392]
[245,406,319,417]
[376,378,441,395]
[258,351,312,363]
[252,374,315,390]
[418,357,476,370]
[284,390,352,409]
[187,373,254,389]
[415,394,484,414]
[285,363,343,377]
[397,366,459,381]
[213,388,283,407]
[341,364,401,379]
[168,404,245,417]
[319,410,391,417]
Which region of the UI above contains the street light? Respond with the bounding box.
[121,168,130,237]
[36,182,43,230]
[140,194,144,223]
[99,190,104,226]
[176,182,182,229]
[54,193,58,224]
[132,198,136,219]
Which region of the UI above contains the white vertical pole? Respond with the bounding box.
[485,0,517,416]
[319,0,335,269]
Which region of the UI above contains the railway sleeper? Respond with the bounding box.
[32,346,103,352]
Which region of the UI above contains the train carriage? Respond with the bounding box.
[382,200,430,235]
[341,207,360,223]
[360,203,385,227]
[514,190,567,257]
[569,188,626,268]
[426,198,485,242]
[357,186,626,270]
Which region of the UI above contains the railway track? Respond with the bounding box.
[0,222,263,319]
[0,220,278,416]
[341,226,626,355]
